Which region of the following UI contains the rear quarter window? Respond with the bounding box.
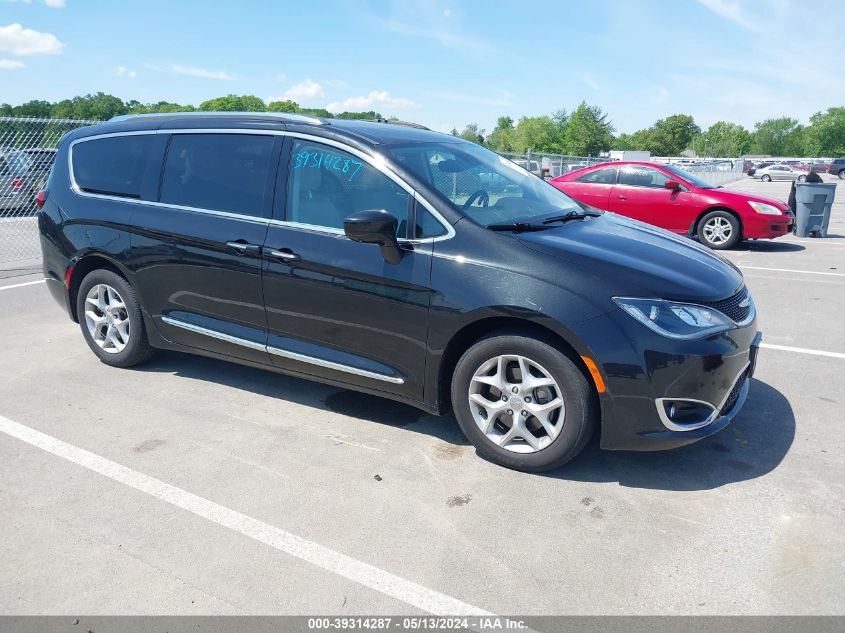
[72,134,156,199]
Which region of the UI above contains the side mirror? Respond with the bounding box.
[664,179,682,190]
[343,209,404,265]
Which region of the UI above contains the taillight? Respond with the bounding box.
[35,190,47,209]
[11,176,23,192]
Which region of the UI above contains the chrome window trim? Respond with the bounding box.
[67,128,455,243]
[161,315,404,385]
[655,360,750,431]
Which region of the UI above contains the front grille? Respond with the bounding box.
[696,287,751,323]
[722,370,748,413]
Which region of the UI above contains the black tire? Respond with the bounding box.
[450,331,597,472]
[761,174,771,182]
[76,269,155,368]
[697,210,741,250]
[797,175,806,183]
[838,170,845,179]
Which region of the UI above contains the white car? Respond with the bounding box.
[752,164,808,182]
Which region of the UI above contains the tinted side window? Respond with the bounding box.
[618,165,672,188]
[414,203,448,239]
[287,140,410,233]
[161,134,275,217]
[576,167,616,184]
[72,135,155,199]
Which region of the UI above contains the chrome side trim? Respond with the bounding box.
[161,316,267,352]
[266,345,405,384]
[160,315,404,385]
[67,128,455,243]
[655,360,750,432]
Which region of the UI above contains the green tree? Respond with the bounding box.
[335,110,381,120]
[486,116,516,152]
[457,122,484,144]
[562,102,614,155]
[647,114,700,155]
[266,99,299,112]
[198,94,266,112]
[803,107,845,157]
[512,115,562,153]
[693,121,752,157]
[752,117,803,155]
[11,100,53,118]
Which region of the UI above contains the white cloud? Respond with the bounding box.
[0,58,25,69]
[0,23,64,55]
[326,90,418,113]
[171,64,233,80]
[270,78,323,102]
[583,73,600,91]
[115,65,136,78]
[649,86,670,105]
[695,0,760,31]
[4,0,67,6]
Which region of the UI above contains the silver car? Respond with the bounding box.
[0,148,37,213]
[751,163,808,182]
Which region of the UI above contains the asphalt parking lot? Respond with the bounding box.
[0,174,843,616]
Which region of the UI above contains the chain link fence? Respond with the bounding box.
[500,150,746,185]
[0,116,100,273]
[0,116,748,274]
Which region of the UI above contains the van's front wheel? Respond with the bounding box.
[451,333,597,472]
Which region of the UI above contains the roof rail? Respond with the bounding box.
[372,117,430,131]
[109,111,327,125]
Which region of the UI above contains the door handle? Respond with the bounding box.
[226,241,261,254]
[268,248,301,262]
[617,194,627,200]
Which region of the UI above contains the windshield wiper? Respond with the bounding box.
[486,222,551,233]
[541,210,602,225]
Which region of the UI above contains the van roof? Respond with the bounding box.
[104,111,450,146]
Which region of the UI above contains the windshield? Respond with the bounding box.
[662,164,716,189]
[386,141,583,226]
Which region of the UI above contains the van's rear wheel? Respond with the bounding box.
[76,269,155,367]
[451,332,597,472]
[698,211,741,250]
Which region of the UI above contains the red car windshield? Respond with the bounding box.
[662,164,717,189]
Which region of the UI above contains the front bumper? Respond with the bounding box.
[743,212,792,239]
[572,309,761,451]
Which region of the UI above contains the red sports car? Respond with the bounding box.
[550,161,792,249]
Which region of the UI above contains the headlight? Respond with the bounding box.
[748,201,783,215]
[613,297,736,340]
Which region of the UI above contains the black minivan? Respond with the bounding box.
[38,112,761,472]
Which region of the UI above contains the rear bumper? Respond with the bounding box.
[572,310,761,452]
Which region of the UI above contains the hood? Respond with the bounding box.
[518,212,744,302]
[701,187,789,210]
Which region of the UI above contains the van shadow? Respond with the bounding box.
[138,355,792,491]
[553,378,794,491]
[733,241,805,253]
[136,351,469,446]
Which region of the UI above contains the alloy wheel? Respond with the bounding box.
[468,354,565,453]
[84,283,131,354]
[703,216,732,245]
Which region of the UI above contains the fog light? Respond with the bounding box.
[656,398,717,431]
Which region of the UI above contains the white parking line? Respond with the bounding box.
[738,266,845,277]
[761,343,845,360]
[0,278,46,291]
[0,414,491,617]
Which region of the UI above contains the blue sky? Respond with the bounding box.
[1,0,843,133]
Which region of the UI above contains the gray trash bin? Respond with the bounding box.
[794,182,836,237]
